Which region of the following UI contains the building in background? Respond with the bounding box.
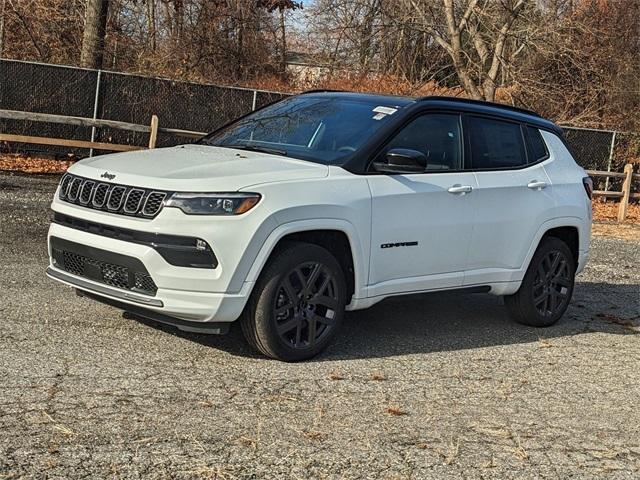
[285,51,331,85]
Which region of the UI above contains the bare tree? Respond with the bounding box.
[0,0,6,56]
[1,0,638,130]
[405,0,527,101]
[306,0,450,85]
[147,0,156,52]
[258,0,303,74]
[80,0,109,68]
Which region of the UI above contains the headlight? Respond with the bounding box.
[165,192,261,215]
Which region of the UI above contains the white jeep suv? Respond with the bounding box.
[47,92,592,361]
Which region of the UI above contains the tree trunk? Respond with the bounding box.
[147,0,156,52]
[80,0,110,69]
[280,8,286,75]
[0,0,5,57]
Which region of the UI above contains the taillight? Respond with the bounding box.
[582,176,593,200]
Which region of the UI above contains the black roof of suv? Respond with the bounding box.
[298,91,563,173]
[300,91,562,136]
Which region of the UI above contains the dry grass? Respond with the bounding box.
[591,198,640,240]
[250,72,466,98]
[482,457,498,469]
[386,405,408,416]
[328,370,345,381]
[236,436,257,449]
[595,313,640,334]
[470,423,513,439]
[593,199,640,223]
[370,372,387,381]
[537,338,554,349]
[41,411,74,437]
[592,223,640,241]
[438,439,460,465]
[188,465,236,480]
[301,429,328,441]
[0,153,74,174]
[511,436,530,462]
[263,394,298,403]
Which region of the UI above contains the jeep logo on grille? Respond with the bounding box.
[100,172,116,180]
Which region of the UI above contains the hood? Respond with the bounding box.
[69,144,328,191]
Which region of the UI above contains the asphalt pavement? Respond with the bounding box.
[1,172,639,479]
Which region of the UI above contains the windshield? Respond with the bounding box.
[201,95,404,165]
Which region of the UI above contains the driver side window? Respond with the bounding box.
[382,113,463,171]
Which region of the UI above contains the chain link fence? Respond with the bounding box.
[1,58,638,190]
[561,126,640,192]
[0,59,289,156]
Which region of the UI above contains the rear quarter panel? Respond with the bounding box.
[541,130,592,255]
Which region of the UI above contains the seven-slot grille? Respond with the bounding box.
[59,173,169,218]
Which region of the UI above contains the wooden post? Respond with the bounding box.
[617,163,634,223]
[148,115,159,149]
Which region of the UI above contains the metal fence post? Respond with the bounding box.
[252,90,258,111]
[89,69,102,157]
[604,131,617,193]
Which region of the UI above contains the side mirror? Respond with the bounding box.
[373,148,427,174]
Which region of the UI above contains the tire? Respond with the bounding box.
[505,237,576,327]
[240,242,347,361]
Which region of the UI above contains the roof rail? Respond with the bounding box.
[417,96,542,118]
[300,89,346,94]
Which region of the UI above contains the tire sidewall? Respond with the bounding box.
[518,237,576,326]
[251,243,347,361]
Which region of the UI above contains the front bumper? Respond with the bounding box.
[47,221,253,324]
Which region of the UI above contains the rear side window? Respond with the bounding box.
[526,126,549,163]
[467,116,527,169]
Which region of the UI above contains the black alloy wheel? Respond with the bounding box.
[531,250,572,318]
[273,262,339,349]
[505,237,576,327]
[241,242,347,361]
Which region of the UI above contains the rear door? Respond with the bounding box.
[463,116,555,285]
[367,112,478,297]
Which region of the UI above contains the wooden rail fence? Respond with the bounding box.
[1,109,638,222]
[586,164,639,222]
[0,109,205,152]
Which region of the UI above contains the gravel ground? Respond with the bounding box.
[1,172,639,479]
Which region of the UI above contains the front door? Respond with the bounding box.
[366,113,477,297]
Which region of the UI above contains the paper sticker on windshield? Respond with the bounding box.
[373,106,398,115]
[372,112,386,120]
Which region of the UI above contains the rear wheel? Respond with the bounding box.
[505,237,576,327]
[240,242,347,361]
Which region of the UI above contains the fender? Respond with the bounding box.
[521,216,587,275]
[459,215,588,296]
[236,218,369,305]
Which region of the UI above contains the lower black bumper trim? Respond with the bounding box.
[78,290,230,335]
[47,267,163,307]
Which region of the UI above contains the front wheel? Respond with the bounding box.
[505,237,576,327]
[240,242,347,361]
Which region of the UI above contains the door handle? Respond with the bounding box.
[527,180,548,190]
[447,184,473,194]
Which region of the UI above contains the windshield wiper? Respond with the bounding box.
[220,143,288,156]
